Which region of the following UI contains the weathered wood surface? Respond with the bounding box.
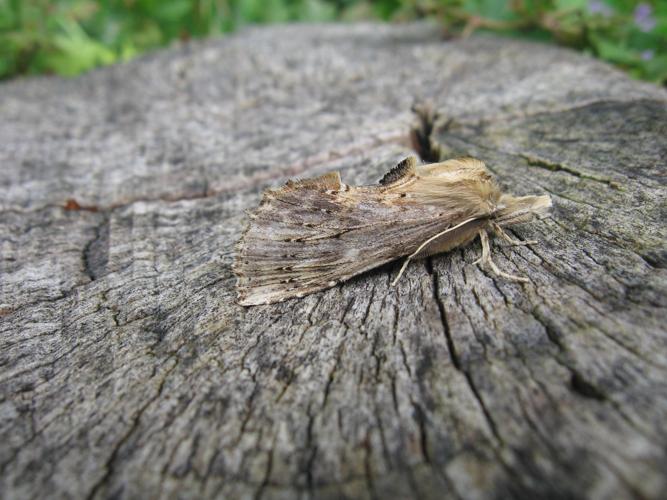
[1,23,666,500]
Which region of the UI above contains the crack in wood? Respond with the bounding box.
[521,154,621,188]
[82,215,110,282]
[1,131,408,218]
[86,357,180,500]
[321,330,347,411]
[362,429,379,500]
[410,401,431,464]
[253,435,276,500]
[427,257,507,450]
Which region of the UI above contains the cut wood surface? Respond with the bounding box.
[1,23,666,500]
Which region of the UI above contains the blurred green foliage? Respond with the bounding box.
[0,0,665,83]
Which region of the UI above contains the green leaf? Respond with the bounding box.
[461,0,516,20]
[297,0,337,21]
[554,0,588,10]
[371,0,401,20]
[640,54,667,83]
[153,0,192,22]
[48,19,116,76]
[236,0,290,24]
[591,35,639,64]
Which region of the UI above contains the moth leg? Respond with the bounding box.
[475,230,529,283]
[491,222,538,246]
[392,217,480,286]
[472,229,490,266]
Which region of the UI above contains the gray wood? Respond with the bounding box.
[1,23,666,500]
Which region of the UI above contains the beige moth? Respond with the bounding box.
[233,156,551,306]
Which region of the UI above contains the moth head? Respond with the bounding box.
[494,194,552,226]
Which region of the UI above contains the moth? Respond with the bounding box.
[234,156,551,306]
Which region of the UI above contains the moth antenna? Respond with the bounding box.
[391,217,480,286]
[491,222,537,246]
[475,229,529,283]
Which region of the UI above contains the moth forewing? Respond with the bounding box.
[234,156,551,305]
[234,171,458,306]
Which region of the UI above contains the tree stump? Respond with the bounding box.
[1,23,665,500]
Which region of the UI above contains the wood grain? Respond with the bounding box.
[1,23,666,500]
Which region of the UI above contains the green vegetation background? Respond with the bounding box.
[1,0,665,83]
